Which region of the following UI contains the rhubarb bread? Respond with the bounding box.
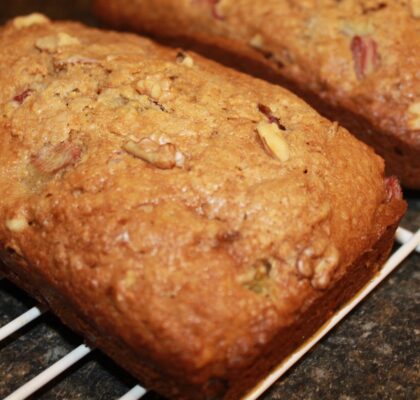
[94,0,420,189]
[0,14,406,400]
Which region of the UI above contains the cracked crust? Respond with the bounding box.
[93,0,420,188]
[0,16,406,400]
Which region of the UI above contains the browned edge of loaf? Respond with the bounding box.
[92,8,420,190]
[0,196,406,400]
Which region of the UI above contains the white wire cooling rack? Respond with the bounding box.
[1,226,419,400]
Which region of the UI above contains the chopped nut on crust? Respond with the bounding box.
[351,36,380,79]
[35,32,80,53]
[296,248,315,278]
[123,138,180,170]
[13,89,33,105]
[32,141,82,174]
[258,103,286,130]
[35,35,61,52]
[328,121,340,137]
[6,217,29,233]
[176,52,194,67]
[249,34,264,49]
[57,32,81,46]
[175,151,186,168]
[384,176,403,202]
[407,102,420,130]
[311,245,340,290]
[13,13,50,29]
[136,75,172,101]
[256,121,290,162]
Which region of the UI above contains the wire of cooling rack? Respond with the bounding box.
[118,386,148,400]
[395,226,420,252]
[3,345,92,400]
[0,306,45,342]
[1,227,419,400]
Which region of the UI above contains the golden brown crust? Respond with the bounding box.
[0,15,406,400]
[0,198,405,399]
[93,0,420,188]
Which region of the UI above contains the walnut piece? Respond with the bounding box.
[32,141,82,175]
[175,150,186,168]
[296,237,340,290]
[249,34,264,49]
[176,52,194,67]
[384,176,403,203]
[296,248,315,278]
[123,138,180,169]
[6,217,28,233]
[407,102,420,130]
[35,32,80,53]
[13,13,49,29]
[136,75,172,101]
[13,89,33,105]
[311,245,340,290]
[256,121,290,162]
[351,36,380,79]
[258,103,287,130]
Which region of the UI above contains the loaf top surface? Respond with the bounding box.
[0,15,400,381]
[95,0,420,148]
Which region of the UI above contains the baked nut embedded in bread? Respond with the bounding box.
[0,14,406,400]
[94,0,420,189]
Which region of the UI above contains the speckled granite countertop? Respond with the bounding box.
[0,2,419,399]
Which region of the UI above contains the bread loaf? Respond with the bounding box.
[0,15,406,400]
[94,0,420,189]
